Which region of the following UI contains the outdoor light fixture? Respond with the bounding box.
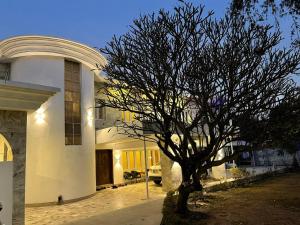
[115,150,121,168]
[115,151,121,160]
[35,107,45,124]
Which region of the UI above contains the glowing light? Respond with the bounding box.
[114,150,122,169]
[35,107,45,124]
[115,150,121,160]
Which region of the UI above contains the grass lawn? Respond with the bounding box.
[162,171,300,225]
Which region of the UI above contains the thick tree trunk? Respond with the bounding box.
[176,183,191,213]
[175,168,203,214]
[176,166,192,214]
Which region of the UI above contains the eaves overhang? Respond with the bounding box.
[0,80,60,111]
[0,35,107,75]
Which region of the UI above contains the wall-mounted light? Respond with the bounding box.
[35,107,45,124]
[115,151,121,160]
[114,150,122,168]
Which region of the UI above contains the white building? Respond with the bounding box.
[0,35,106,225]
[93,84,160,185]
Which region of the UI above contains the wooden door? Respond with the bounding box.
[96,150,113,186]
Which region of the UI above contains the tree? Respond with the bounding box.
[269,92,300,149]
[233,100,300,171]
[270,94,300,166]
[238,91,300,166]
[98,2,300,214]
[231,0,300,14]
[230,0,300,44]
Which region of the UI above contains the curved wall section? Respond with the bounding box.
[17,57,96,204]
[0,35,103,204]
[0,35,107,70]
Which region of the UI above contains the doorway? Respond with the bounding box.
[95,150,113,186]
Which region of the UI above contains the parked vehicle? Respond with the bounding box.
[148,165,162,184]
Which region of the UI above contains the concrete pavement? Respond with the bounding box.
[26,182,165,225]
[65,198,164,225]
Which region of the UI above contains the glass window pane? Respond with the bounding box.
[65,123,73,136]
[73,124,81,135]
[141,151,145,170]
[148,150,153,167]
[65,60,81,145]
[121,111,125,122]
[129,151,135,170]
[155,150,160,165]
[122,151,128,170]
[65,137,72,145]
[135,151,141,171]
[73,135,82,145]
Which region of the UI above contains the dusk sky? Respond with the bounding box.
[1,0,298,83]
[1,0,230,48]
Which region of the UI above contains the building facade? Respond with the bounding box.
[0,35,106,225]
[94,84,161,186]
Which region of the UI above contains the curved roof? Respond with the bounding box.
[0,35,107,71]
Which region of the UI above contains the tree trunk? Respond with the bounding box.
[176,183,191,213]
[175,166,192,214]
[175,164,206,214]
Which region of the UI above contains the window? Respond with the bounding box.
[95,103,106,120]
[121,111,135,122]
[121,149,160,171]
[65,60,81,145]
[0,135,13,162]
[148,149,160,167]
[0,63,10,81]
[0,143,13,162]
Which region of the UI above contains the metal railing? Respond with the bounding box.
[0,70,10,81]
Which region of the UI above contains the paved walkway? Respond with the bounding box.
[25,182,165,225]
[65,199,164,225]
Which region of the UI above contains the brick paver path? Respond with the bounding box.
[25,182,165,225]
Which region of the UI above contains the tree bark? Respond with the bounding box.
[176,183,191,213]
[175,167,203,214]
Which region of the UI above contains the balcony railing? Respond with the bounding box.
[0,70,10,81]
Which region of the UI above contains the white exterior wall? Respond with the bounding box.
[0,162,13,225]
[211,148,227,179]
[112,150,124,185]
[10,56,96,204]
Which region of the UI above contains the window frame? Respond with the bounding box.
[64,60,82,146]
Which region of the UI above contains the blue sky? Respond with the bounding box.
[1,0,230,48]
[1,0,298,83]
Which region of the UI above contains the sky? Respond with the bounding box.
[1,0,298,83]
[0,0,230,48]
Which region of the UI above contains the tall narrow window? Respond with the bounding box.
[65,60,81,145]
[0,63,10,81]
[95,103,106,120]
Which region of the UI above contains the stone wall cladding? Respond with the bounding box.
[0,110,27,225]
